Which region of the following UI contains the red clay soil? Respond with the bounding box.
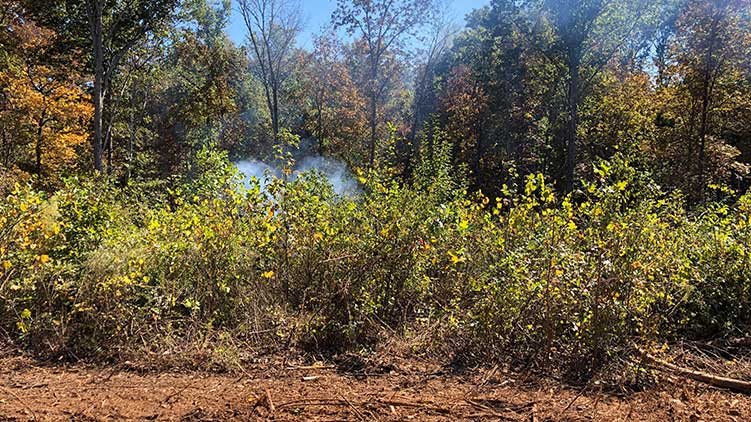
[1,356,750,421]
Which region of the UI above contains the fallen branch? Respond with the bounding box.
[638,348,751,394]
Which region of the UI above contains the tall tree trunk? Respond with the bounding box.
[409,67,430,163]
[89,0,105,173]
[697,19,719,202]
[697,73,710,201]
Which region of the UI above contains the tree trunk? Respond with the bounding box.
[106,121,114,175]
[125,110,137,184]
[697,22,718,203]
[409,67,430,163]
[697,76,710,201]
[89,0,105,173]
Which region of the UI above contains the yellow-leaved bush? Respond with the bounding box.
[1,150,750,380]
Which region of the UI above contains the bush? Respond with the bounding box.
[2,149,750,381]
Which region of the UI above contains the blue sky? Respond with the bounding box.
[226,0,490,49]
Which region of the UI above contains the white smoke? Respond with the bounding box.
[235,158,279,192]
[293,156,360,196]
[235,155,360,197]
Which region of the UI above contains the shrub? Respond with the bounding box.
[2,149,750,381]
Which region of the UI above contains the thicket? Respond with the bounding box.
[1,146,750,381]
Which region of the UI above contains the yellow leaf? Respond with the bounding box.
[261,270,275,279]
[448,251,465,265]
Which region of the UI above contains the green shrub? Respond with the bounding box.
[2,148,750,380]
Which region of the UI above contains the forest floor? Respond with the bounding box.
[2,352,751,421]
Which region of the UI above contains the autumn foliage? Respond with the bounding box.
[1,0,751,387]
[0,8,91,187]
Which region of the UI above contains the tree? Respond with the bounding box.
[409,0,456,167]
[540,0,661,191]
[333,0,433,168]
[303,30,368,159]
[436,1,553,195]
[673,0,751,199]
[110,0,256,181]
[440,65,488,185]
[0,4,92,186]
[82,0,178,173]
[238,0,302,142]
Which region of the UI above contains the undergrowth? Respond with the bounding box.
[1,145,749,383]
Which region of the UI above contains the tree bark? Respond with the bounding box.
[88,0,105,173]
[696,18,719,202]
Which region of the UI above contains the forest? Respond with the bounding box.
[1,0,751,418]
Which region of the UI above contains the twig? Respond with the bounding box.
[285,364,335,370]
[340,394,366,421]
[264,388,275,412]
[562,384,588,414]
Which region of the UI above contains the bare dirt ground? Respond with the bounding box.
[1,355,751,421]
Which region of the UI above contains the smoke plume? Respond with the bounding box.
[235,154,359,197]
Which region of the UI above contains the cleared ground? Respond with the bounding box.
[1,355,750,421]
